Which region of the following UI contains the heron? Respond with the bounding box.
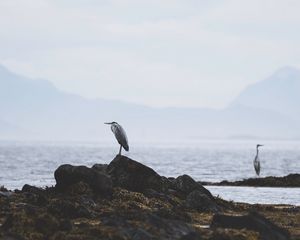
[254,144,263,176]
[105,122,129,155]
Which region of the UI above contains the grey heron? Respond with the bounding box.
[254,144,263,176]
[105,122,129,155]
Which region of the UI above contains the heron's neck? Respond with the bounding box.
[256,148,259,156]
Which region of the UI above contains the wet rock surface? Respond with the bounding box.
[107,155,172,193]
[54,164,113,195]
[211,211,291,240]
[0,155,299,240]
[173,174,214,199]
[200,173,300,187]
[185,190,219,213]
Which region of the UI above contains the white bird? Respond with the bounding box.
[105,122,129,155]
[254,144,263,176]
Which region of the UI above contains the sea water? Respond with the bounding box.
[0,139,299,205]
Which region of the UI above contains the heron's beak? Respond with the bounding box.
[104,122,112,125]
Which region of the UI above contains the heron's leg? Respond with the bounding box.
[119,145,122,155]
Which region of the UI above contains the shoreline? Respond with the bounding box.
[199,173,300,188]
[1,155,299,239]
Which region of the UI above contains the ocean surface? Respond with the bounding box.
[0,139,299,205]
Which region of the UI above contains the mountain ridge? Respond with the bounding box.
[0,65,299,140]
[231,66,300,120]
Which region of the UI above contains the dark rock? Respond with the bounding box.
[173,175,213,199]
[21,184,44,194]
[117,211,197,239]
[145,214,196,239]
[185,190,219,212]
[92,163,108,175]
[1,214,13,230]
[107,155,171,193]
[155,206,192,223]
[144,189,180,207]
[1,157,296,239]
[201,173,300,187]
[0,186,8,192]
[23,203,39,215]
[0,191,14,198]
[79,195,97,208]
[0,186,9,192]
[101,215,128,227]
[54,164,112,195]
[21,185,48,206]
[48,199,91,219]
[59,219,72,231]
[35,214,59,235]
[180,232,202,240]
[211,211,290,240]
[0,234,25,240]
[65,181,94,196]
[132,228,155,240]
[27,194,48,206]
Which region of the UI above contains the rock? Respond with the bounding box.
[21,184,48,206]
[92,163,108,175]
[132,228,155,240]
[1,157,297,239]
[211,211,290,240]
[63,181,95,197]
[180,232,202,240]
[54,164,112,195]
[48,199,91,219]
[0,191,14,198]
[107,155,171,193]
[58,219,72,231]
[0,186,8,191]
[144,214,197,239]
[156,207,192,223]
[21,184,44,194]
[144,189,180,207]
[201,173,300,187]
[0,235,24,240]
[185,190,219,212]
[1,214,13,231]
[173,175,213,199]
[35,214,59,235]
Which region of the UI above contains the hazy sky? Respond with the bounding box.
[1,0,300,108]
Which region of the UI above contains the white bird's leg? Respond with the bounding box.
[119,145,122,155]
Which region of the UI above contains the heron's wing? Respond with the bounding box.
[111,124,129,151]
[254,157,260,176]
[257,161,260,175]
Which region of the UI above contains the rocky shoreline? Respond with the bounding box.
[199,174,300,187]
[0,155,299,239]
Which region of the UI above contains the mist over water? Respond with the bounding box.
[0,139,299,205]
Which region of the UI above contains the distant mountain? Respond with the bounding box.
[0,65,150,140]
[0,65,299,140]
[231,66,300,120]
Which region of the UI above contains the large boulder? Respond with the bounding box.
[54,164,112,195]
[185,190,219,212]
[91,163,108,175]
[211,211,290,240]
[173,174,213,199]
[107,155,171,193]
